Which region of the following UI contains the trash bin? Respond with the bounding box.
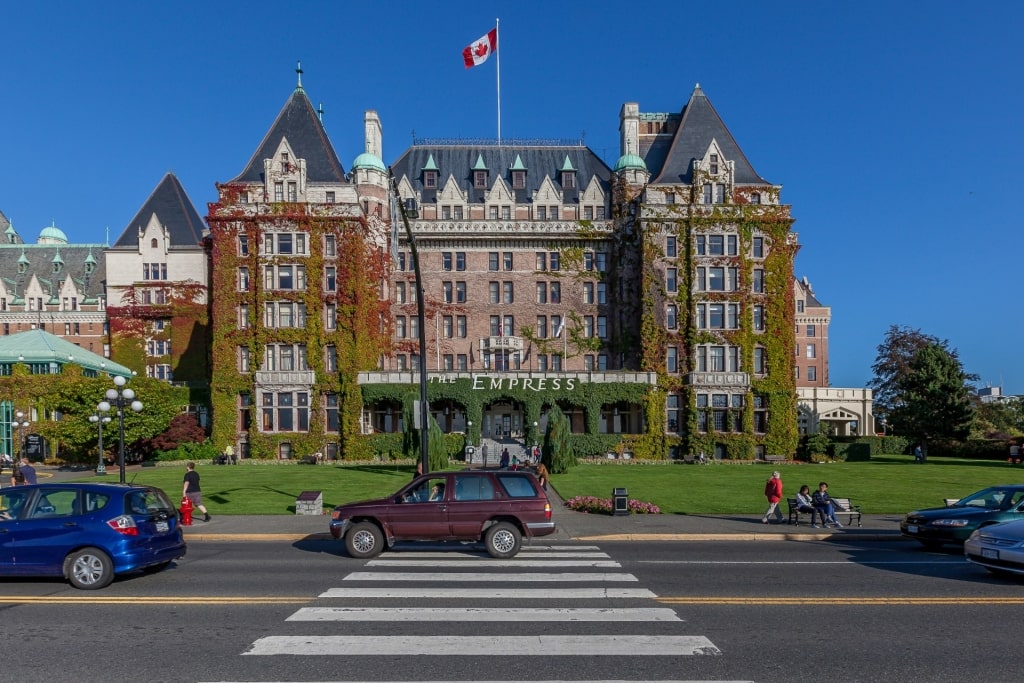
[612,487,629,516]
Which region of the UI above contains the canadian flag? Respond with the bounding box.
[554,318,566,338]
[463,28,497,68]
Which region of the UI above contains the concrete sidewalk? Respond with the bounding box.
[32,465,906,542]
[178,488,906,543]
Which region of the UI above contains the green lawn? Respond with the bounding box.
[70,456,1024,515]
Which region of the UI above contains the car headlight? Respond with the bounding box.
[932,519,970,527]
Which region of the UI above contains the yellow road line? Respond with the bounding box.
[657,596,1024,605]
[0,596,310,605]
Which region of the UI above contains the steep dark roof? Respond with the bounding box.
[114,173,205,249]
[651,85,768,185]
[0,243,106,302]
[230,88,347,184]
[391,145,611,204]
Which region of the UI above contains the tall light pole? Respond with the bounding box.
[13,410,30,469]
[390,169,430,475]
[89,411,112,475]
[98,376,143,484]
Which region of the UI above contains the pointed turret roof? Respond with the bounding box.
[230,87,347,184]
[651,85,768,185]
[114,173,206,249]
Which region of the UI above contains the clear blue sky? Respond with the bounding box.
[4,1,1022,393]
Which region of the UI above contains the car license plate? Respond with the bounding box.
[156,521,169,532]
[907,524,919,534]
[982,548,999,560]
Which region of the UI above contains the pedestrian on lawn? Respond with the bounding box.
[762,471,783,524]
[183,461,211,522]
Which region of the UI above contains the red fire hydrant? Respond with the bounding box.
[180,496,194,526]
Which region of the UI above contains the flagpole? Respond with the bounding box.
[496,17,501,144]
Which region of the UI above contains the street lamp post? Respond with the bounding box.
[89,411,112,475]
[13,410,30,466]
[390,169,430,475]
[98,376,143,484]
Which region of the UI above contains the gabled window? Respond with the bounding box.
[424,171,438,188]
[561,171,576,189]
[512,170,526,189]
[474,170,488,188]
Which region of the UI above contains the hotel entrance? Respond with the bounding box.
[482,402,523,440]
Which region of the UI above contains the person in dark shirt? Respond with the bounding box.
[18,458,37,485]
[182,461,211,522]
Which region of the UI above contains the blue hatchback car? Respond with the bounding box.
[0,482,186,589]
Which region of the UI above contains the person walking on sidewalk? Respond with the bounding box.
[183,461,211,522]
[762,471,783,524]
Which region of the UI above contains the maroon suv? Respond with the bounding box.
[329,470,555,558]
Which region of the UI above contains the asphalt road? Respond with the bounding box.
[0,537,1019,682]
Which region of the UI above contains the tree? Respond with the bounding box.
[543,405,576,474]
[888,342,975,453]
[970,397,1024,440]
[869,325,943,416]
[145,413,206,453]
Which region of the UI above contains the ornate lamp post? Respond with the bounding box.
[13,410,30,462]
[88,411,112,475]
[98,376,143,484]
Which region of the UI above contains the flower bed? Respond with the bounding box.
[564,495,661,515]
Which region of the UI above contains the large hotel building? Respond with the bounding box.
[6,73,879,462]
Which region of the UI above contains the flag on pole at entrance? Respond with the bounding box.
[554,317,566,338]
[463,28,497,68]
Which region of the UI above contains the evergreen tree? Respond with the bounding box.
[543,405,576,474]
[889,342,975,454]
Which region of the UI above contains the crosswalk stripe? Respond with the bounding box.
[319,587,657,599]
[287,606,680,621]
[244,634,722,656]
[519,545,601,551]
[342,571,638,582]
[366,559,621,568]
[370,551,611,558]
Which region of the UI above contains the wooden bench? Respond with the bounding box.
[682,453,709,465]
[787,497,862,526]
[764,455,786,464]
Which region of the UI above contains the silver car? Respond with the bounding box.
[964,519,1024,577]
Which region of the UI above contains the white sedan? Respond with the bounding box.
[965,519,1024,577]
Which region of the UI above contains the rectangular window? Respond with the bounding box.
[549,252,560,271]
[808,366,817,382]
[325,394,339,432]
[441,206,451,220]
[325,191,335,204]
[666,268,677,293]
[754,305,765,331]
[489,282,500,304]
[584,355,594,371]
[274,182,284,202]
[807,344,816,359]
[667,305,677,329]
[584,252,594,271]
[442,252,453,271]
[583,282,593,304]
[238,267,249,291]
[443,354,454,370]
[456,281,466,303]
[502,315,514,337]
[754,347,766,374]
[475,170,488,188]
[708,267,724,291]
[502,206,511,220]
[597,283,607,305]
[325,345,337,371]
[753,269,765,293]
[395,281,406,303]
[325,267,336,292]
[710,346,726,372]
[753,236,764,258]
[457,354,468,370]
[489,206,498,219]
[490,316,501,337]
[238,235,249,255]
[727,235,738,255]
[502,281,514,304]
[537,282,547,304]
[442,316,453,338]
[325,235,336,257]
[667,347,678,373]
[503,252,513,271]
[709,235,724,255]
[444,281,454,304]
[457,316,467,338]
[550,282,561,303]
[456,252,466,271]
[535,252,547,270]
[584,316,595,338]
[538,354,548,372]
[666,236,677,258]
[807,324,816,337]
[453,206,463,220]
[597,316,607,339]
[488,252,499,271]
[537,316,548,338]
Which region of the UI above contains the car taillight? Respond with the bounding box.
[544,502,551,519]
[107,515,139,536]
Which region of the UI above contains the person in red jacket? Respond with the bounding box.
[762,471,783,524]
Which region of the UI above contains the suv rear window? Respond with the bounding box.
[497,474,537,498]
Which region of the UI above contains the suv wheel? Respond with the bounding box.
[346,522,384,559]
[485,522,521,558]
[66,547,114,590]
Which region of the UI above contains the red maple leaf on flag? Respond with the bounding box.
[473,41,489,58]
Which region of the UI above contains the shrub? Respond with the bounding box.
[155,440,219,462]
